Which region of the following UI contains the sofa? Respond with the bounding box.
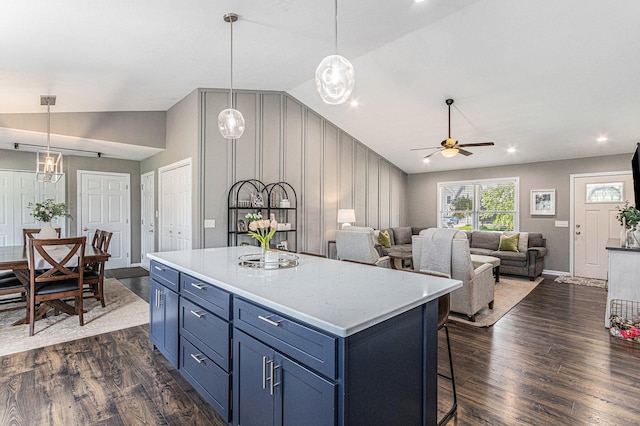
[376,226,426,256]
[464,231,547,280]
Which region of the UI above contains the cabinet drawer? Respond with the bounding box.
[180,274,231,320]
[180,337,230,422]
[180,297,230,371]
[150,260,179,291]
[234,298,337,379]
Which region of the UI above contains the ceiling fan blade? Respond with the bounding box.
[424,150,442,159]
[458,142,495,148]
[410,146,442,151]
[458,149,473,156]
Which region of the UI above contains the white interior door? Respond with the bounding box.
[159,159,192,252]
[573,173,633,279]
[78,171,130,269]
[0,171,13,246]
[141,171,155,269]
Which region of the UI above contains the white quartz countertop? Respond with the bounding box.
[148,247,462,337]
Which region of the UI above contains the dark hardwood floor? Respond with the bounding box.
[1,274,639,425]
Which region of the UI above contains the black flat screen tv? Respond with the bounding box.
[633,143,640,208]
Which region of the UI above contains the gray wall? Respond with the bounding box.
[0,111,166,148]
[407,153,632,273]
[0,149,142,262]
[200,89,408,255]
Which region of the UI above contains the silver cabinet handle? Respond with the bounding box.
[191,283,206,290]
[154,265,165,271]
[155,289,159,309]
[258,315,282,327]
[270,361,280,395]
[262,356,268,389]
[158,290,164,306]
[190,310,205,318]
[190,353,205,364]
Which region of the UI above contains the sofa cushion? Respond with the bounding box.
[391,227,413,245]
[492,250,526,263]
[378,230,391,248]
[469,247,494,256]
[471,231,500,250]
[505,231,528,252]
[498,233,520,252]
[528,232,545,248]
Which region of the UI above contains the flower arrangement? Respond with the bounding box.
[245,212,277,251]
[28,199,72,222]
[616,200,640,228]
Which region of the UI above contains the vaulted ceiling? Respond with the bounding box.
[1,0,639,173]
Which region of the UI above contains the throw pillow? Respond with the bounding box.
[378,230,391,248]
[498,233,520,252]
[505,231,529,252]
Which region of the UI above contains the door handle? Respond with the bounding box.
[576,231,581,235]
[83,227,89,231]
[190,283,206,290]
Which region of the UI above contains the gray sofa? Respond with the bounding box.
[464,231,547,280]
[377,226,426,256]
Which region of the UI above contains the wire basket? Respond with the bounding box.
[609,299,640,343]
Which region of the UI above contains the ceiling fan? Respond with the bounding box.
[411,98,495,159]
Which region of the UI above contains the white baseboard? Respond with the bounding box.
[543,269,569,276]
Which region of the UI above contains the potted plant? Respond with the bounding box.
[616,201,640,247]
[28,199,72,238]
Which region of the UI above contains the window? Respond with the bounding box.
[438,177,519,231]
[585,182,624,203]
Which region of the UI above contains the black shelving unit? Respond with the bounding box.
[227,179,298,252]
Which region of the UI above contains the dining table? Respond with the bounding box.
[0,243,110,325]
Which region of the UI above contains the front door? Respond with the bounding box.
[573,173,633,279]
[78,171,130,269]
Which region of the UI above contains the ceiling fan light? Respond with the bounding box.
[218,108,245,139]
[315,54,355,105]
[441,148,459,158]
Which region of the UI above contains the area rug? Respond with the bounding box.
[0,278,149,357]
[554,275,607,288]
[448,276,544,328]
[105,266,149,279]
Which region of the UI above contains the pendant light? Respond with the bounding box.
[315,0,355,105]
[36,95,63,183]
[218,13,245,139]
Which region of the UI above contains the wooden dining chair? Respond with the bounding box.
[22,227,62,246]
[14,236,86,336]
[84,230,113,307]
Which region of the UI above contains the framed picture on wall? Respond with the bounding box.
[531,189,556,216]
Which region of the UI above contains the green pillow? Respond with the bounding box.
[498,233,520,252]
[378,230,391,248]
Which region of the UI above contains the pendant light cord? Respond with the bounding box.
[47,100,51,155]
[334,0,338,54]
[229,17,234,109]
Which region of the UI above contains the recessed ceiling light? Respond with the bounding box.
[415,0,425,3]
[597,136,608,142]
[423,157,430,164]
[507,147,516,153]
[350,99,359,107]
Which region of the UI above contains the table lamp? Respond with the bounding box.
[337,209,356,229]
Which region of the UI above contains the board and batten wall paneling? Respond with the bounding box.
[390,167,402,226]
[339,133,354,209]
[261,93,283,185]
[323,122,339,244]
[379,160,391,230]
[284,96,304,251]
[367,150,380,229]
[202,90,233,248]
[304,110,323,254]
[354,142,368,227]
[234,92,260,182]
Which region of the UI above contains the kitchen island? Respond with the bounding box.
[148,246,462,426]
[605,239,640,328]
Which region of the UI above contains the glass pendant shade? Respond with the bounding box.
[441,148,459,158]
[218,107,245,139]
[315,54,355,105]
[36,95,63,183]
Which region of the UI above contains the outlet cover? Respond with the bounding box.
[204,219,216,228]
[555,220,568,228]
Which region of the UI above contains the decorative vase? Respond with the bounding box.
[39,221,58,239]
[261,241,279,269]
[633,228,640,248]
[620,228,628,247]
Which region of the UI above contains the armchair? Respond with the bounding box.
[335,226,391,268]
[412,230,495,322]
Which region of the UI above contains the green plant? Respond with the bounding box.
[28,199,72,222]
[616,201,640,228]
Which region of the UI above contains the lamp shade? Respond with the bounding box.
[337,208,356,224]
[315,55,355,105]
[441,148,459,158]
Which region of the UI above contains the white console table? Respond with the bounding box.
[605,239,640,328]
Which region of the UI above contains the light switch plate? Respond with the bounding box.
[555,220,568,228]
[204,219,216,228]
